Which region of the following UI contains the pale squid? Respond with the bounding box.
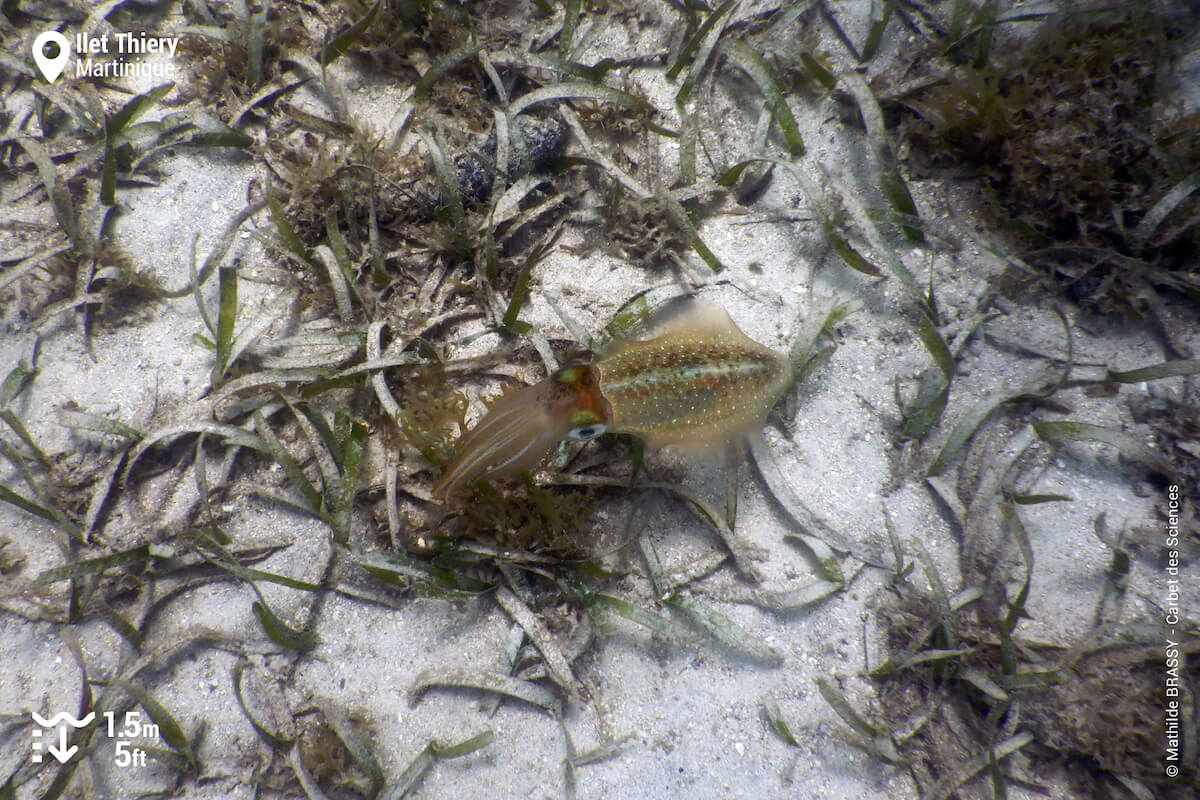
[433,302,793,499]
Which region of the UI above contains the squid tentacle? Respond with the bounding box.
[433,379,573,499]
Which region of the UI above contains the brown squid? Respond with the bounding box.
[433,302,792,499]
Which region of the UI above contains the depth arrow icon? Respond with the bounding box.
[46,726,77,763]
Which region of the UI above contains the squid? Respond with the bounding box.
[433,302,793,500]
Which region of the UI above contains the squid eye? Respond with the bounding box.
[566,423,608,441]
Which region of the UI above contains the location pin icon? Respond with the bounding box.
[32,31,71,83]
